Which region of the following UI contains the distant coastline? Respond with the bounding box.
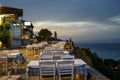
[75,42,120,60]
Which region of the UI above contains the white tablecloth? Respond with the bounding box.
[7,53,21,58]
[27,59,86,68]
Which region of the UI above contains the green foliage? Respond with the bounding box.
[0,22,11,48]
[0,29,10,47]
[0,25,3,30]
[3,22,10,30]
[0,22,10,30]
[38,28,52,41]
[74,47,93,66]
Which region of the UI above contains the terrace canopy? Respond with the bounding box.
[0,6,23,17]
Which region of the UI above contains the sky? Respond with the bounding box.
[1,0,120,43]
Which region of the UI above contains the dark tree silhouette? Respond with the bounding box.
[38,28,52,41]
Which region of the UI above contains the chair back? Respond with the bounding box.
[57,60,74,80]
[0,54,7,62]
[40,54,54,60]
[0,53,8,74]
[53,55,61,60]
[61,54,74,60]
[53,53,61,60]
[39,60,56,80]
[9,49,19,53]
[44,51,54,54]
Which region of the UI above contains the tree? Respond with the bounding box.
[0,22,10,30]
[38,28,52,41]
[54,31,57,40]
[0,22,11,48]
[0,29,10,47]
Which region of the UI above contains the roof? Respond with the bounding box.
[0,6,23,17]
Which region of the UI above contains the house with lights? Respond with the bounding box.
[0,6,34,47]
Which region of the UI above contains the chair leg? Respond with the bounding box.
[6,62,8,75]
[0,63,5,75]
[59,75,61,80]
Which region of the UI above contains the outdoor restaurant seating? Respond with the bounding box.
[39,60,56,80]
[0,50,23,75]
[27,58,88,80]
[26,42,88,80]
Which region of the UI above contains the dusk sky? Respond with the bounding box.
[1,0,120,43]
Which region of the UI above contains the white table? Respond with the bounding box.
[7,53,21,58]
[26,59,88,79]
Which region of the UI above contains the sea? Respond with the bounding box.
[75,43,120,60]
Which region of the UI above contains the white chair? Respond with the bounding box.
[53,53,62,60]
[39,60,56,80]
[44,51,54,54]
[53,56,61,60]
[54,51,63,55]
[40,54,54,60]
[53,51,64,59]
[61,54,74,60]
[57,60,74,80]
[0,54,12,75]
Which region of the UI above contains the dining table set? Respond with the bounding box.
[0,50,23,74]
[26,51,88,80]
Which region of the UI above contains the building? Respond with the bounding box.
[0,6,34,47]
[0,6,23,26]
[21,20,34,45]
[10,20,22,47]
[10,20,34,47]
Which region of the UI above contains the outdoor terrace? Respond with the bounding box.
[0,41,109,80]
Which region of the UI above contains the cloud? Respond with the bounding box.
[110,15,120,24]
[33,20,120,42]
